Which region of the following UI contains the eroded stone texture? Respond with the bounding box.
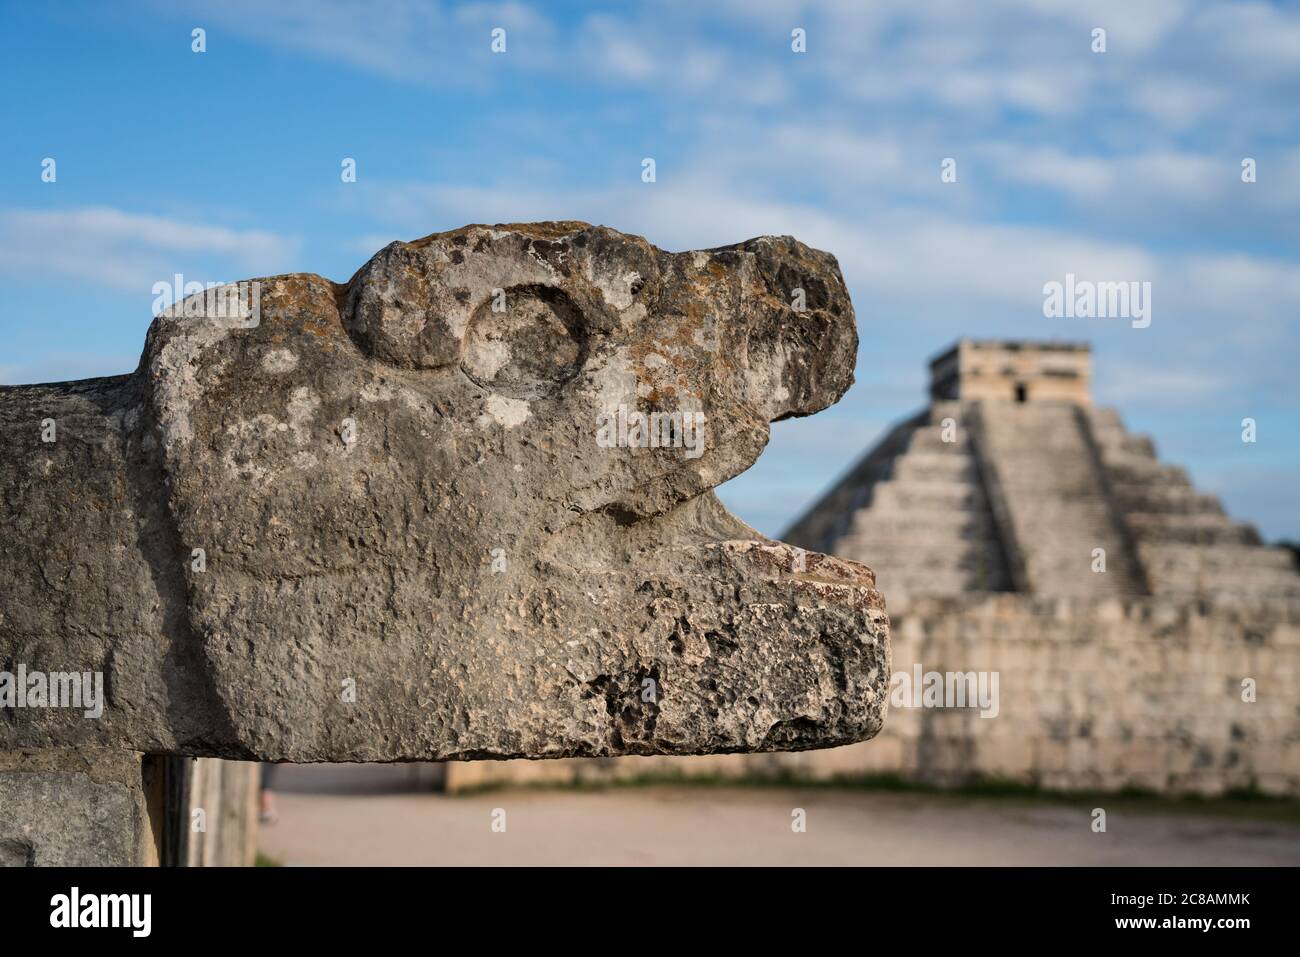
[0,222,887,762]
[0,750,155,866]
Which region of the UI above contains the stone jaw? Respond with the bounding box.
[0,221,888,762]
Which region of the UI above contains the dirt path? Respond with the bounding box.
[256,765,1300,866]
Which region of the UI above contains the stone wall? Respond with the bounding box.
[783,402,1015,604]
[0,750,157,866]
[853,594,1300,796]
[449,594,1300,797]
[0,223,879,863]
[0,753,258,866]
[929,339,1092,405]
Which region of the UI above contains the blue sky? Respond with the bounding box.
[1,1,1297,541]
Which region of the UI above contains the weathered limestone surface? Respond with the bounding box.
[467,339,1299,797]
[450,594,1300,798]
[0,750,156,866]
[0,222,888,763]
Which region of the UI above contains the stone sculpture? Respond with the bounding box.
[0,222,888,768]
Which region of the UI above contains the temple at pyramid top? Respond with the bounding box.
[929,338,1092,405]
[785,339,1300,609]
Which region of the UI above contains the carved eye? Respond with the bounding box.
[344,244,460,369]
[461,284,586,398]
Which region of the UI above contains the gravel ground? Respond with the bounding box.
[256,764,1300,866]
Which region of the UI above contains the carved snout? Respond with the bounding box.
[732,235,858,423]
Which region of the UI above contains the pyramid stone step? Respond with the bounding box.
[1112,484,1224,515]
[1141,543,1299,573]
[970,400,1144,597]
[850,513,1001,539]
[868,480,992,511]
[784,342,1300,605]
[1126,513,1260,546]
[1102,460,1189,485]
[889,453,979,482]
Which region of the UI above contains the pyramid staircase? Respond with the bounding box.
[786,397,1300,604]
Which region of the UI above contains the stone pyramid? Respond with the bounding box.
[785,339,1300,608]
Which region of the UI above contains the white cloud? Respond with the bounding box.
[354,162,1300,436]
[1008,0,1189,51]
[1195,1,1300,72]
[360,168,1300,329]
[1099,363,1232,406]
[972,144,1300,246]
[583,14,659,82]
[984,145,1116,196]
[574,12,787,104]
[144,0,1300,134]
[159,0,453,84]
[1129,76,1227,129]
[1173,253,1300,329]
[0,207,299,291]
